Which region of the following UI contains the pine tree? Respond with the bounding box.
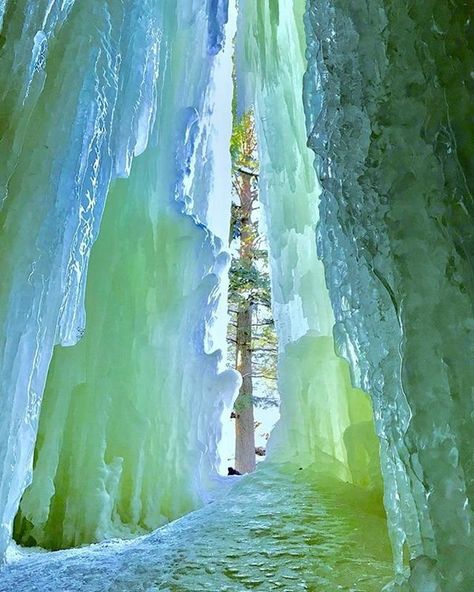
[227,111,278,474]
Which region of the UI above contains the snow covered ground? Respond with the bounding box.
[1,464,392,592]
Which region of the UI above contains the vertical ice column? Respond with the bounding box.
[304,0,474,588]
[236,0,380,486]
[13,0,239,550]
[0,0,161,559]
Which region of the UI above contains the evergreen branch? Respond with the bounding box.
[235,166,259,178]
[251,347,278,353]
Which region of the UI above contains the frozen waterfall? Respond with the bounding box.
[0,0,473,590]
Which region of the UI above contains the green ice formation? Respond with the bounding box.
[13,171,237,549]
[0,0,473,590]
[2,0,239,553]
[236,0,380,489]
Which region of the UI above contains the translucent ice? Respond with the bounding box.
[1,0,239,554]
[304,0,474,588]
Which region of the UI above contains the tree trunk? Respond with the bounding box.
[234,172,256,474]
[234,306,256,473]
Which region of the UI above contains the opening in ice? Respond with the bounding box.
[8,0,381,561]
[218,109,280,476]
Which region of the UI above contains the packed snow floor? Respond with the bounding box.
[1,464,393,591]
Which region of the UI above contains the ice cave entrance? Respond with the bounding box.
[5,0,473,588]
[8,0,382,564]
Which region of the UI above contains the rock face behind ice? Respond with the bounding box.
[304,0,474,589]
[0,0,238,556]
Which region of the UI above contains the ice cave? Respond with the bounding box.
[0,0,473,590]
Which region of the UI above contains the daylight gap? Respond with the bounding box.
[222,110,280,476]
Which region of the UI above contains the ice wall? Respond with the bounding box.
[1,0,238,554]
[236,0,380,488]
[0,0,160,559]
[304,1,474,589]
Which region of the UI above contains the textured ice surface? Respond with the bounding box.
[2,465,393,591]
[236,0,380,487]
[304,0,474,588]
[0,0,161,558]
[1,0,239,555]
